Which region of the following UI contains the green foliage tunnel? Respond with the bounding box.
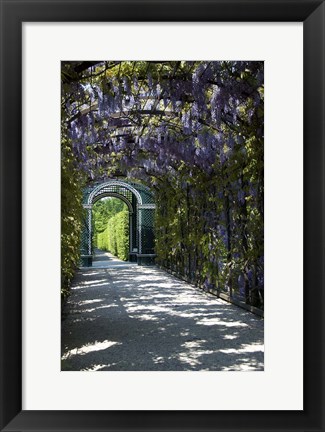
[61,61,264,310]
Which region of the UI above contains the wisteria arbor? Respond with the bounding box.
[61,60,264,310]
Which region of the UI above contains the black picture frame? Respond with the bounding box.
[0,1,324,431]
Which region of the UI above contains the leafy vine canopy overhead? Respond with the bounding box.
[61,60,264,187]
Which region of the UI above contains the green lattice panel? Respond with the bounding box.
[141,208,155,254]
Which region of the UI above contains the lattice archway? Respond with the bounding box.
[80,180,156,266]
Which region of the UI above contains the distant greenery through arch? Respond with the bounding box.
[92,198,129,261]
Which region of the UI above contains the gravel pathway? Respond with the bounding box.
[61,251,264,371]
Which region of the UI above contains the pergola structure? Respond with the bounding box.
[61,60,265,309]
[80,179,156,266]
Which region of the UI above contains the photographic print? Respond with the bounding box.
[61,60,264,371]
[1,0,324,425]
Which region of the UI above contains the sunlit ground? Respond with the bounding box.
[61,257,264,371]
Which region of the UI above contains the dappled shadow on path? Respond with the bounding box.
[61,266,264,371]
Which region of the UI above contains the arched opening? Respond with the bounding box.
[80,179,156,266]
[92,197,130,262]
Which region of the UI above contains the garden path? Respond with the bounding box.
[61,250,264,371]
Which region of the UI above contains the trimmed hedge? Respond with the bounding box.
[95,203,129,261]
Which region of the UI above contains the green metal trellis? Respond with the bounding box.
[80,179,156,266]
